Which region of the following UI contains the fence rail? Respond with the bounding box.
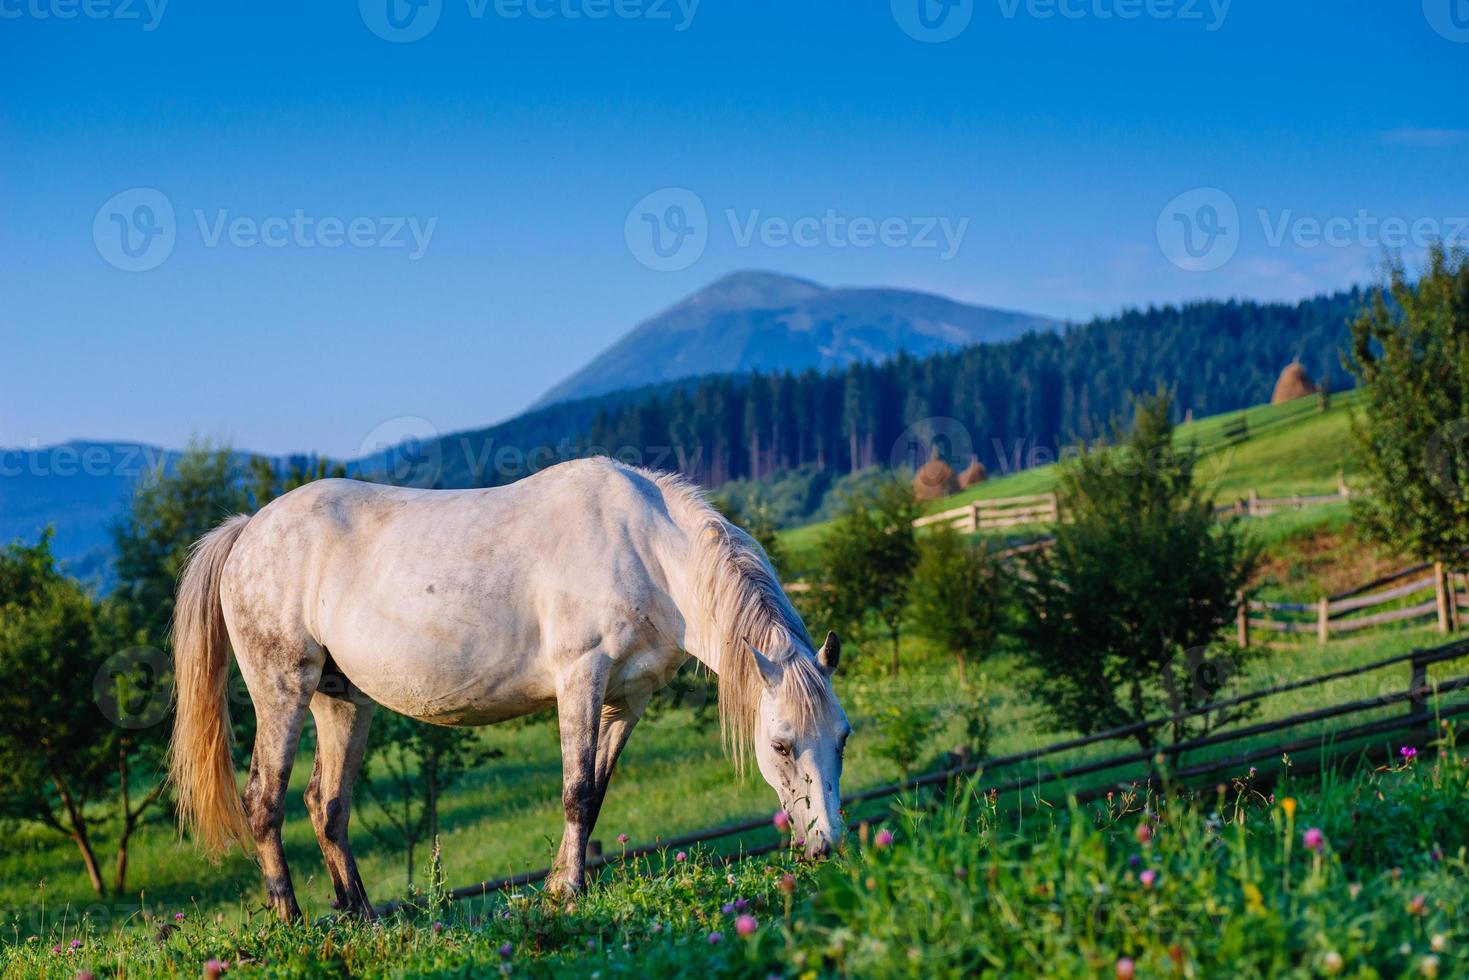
[913,492,1059,534]
[375,636,1469,916]
[1242,561,1465,645]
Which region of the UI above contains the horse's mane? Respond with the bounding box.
[643,468,835,768]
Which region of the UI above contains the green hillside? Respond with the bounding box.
[780,390,1362,574]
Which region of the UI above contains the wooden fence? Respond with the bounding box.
[918,479,1351,537]
[1242,560,1466,646]
[376,636,1469,915]
[1216,479,1355,519]
[913,492,1059,534]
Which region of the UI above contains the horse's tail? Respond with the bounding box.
[170,513,254,857]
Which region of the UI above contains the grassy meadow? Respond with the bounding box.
[9,389,1468,977]
[7,733,1467,977]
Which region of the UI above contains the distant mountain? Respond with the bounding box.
[0,441,176,586]
[5,283,1369,582]
[532,270,1062,408]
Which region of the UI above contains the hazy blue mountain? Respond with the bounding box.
[0,441,177,587]
[532,270,1062,408]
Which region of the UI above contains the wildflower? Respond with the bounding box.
[1115,957,1136,979]
[1303,828,1324,852]
[1431,848,1444,862]
[735,898,749,910]
[1422,954,1440,978]
[203,961,228,979]
[1349,882,1363,900]
[1139,870,1157,890]
[1432,934,1448,953]
[651,922,663,934]
[1410,894,1428,916]
[51,946,62,955]
[432,921,444,935]
[1280,797,1297,819]
[772,810,791,833]
[796,837,805,847]
[874,829,894,848]
[617,833,629,844]
[76,971,96,980]
[954,867,967,879]
[499,943,513,961]
[1248,766,1257,778]
[1322,951,1343,975]
[779,873,796,895]
[675,851,687,863]
[1135,823,1153,845]
[722,903,736,915]
[1128,854,1141,867]
[70,939,82,950]
[708,931,724,944]
[735,915,758,937]
[1402,746,1419,761]
[174,912,186,922]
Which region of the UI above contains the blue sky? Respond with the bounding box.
[2,1,1465,457]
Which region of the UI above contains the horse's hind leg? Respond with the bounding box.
[547,653,611,897]
[235,633,323,922]
[306,681,376,918]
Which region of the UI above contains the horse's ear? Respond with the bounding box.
[743,640,783,690]
[817,631,841,675]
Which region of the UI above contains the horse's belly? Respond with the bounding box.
[318,587,556,726]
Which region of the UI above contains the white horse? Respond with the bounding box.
[170,457,849,920]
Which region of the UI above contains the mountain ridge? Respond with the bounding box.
[532,270,1062,408]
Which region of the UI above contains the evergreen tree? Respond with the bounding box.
[1015,391,1259,751]
[1346,244,1469,565]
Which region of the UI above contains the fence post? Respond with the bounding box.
[1247,488,1259,515]
[969,502,982,533]
[1237,591,1250,649]
[1316,596,1329,644]
[1435,562,1452,634]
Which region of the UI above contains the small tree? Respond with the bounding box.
[820,480,921,675]
[358,710,499,884]
[907,526,1007,679]
[0,534,168,896]
[1016,391,1258,752]
[1346,243,1469,565]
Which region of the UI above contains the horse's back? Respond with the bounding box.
[219,460,692,724]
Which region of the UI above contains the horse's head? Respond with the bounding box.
[746,631,849,858]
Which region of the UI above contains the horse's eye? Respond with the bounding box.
[773,742,791,758]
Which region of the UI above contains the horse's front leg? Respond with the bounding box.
[547,653,610,897]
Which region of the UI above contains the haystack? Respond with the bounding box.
[958,455,987,489]
[913,447,959,501]
[1271,361,1318,404]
